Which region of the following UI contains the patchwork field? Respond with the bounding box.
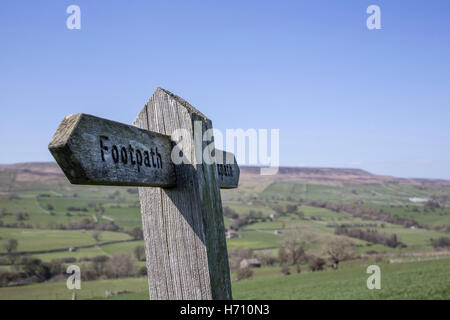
[0,163,449,300]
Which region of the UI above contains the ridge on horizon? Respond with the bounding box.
[1,161,449,186]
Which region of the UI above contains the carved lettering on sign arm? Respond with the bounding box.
[98,135,163,173]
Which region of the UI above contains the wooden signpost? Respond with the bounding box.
[49,87,239,300]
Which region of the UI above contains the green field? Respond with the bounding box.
[0,228,132,253]
[232,257,450,300]
[1,164,449,300]
[0,277,149,300]
[1,258,448,300]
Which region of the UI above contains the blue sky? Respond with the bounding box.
[1,0,449,179]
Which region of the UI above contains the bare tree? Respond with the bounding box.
[134,246,146,261]
[92,255,110,275]
[4,239,18,265]
[285,204,298,214]
[279,228,316,266]
[91,231,102,243]
[277,247,288,265]
[4,239,18,255]
[309,256,326,272]
[235,267,253,281]
[129,227,144,240]
[325,238,353,270]
[106,253,136,278]
[281,238,305,265]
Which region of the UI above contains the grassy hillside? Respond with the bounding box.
[232,257,450,300]
[1,258,448,300]
[0,162,449,300]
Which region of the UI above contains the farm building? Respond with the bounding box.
[226,230,239,239]
[240,258,261,269]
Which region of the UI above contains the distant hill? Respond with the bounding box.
[0,162,63,176]
[1,162,450,187]
[240,166,450,187]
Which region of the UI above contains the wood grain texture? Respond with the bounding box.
[48,114,239,190]
[135,87,232,300]
[48,113,176,187]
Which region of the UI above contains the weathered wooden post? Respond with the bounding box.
[48,88,239,300]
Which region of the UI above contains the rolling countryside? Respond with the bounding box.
[0,162,449,299]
